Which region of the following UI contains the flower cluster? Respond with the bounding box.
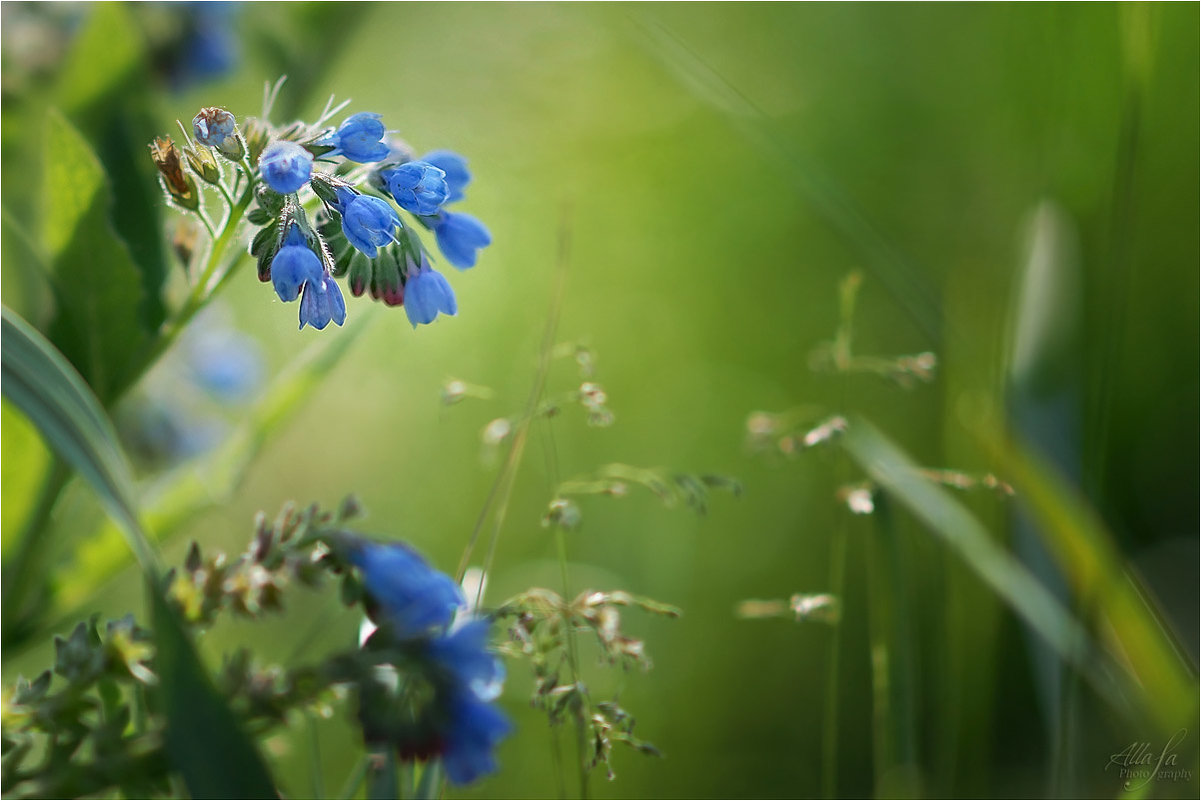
[346,538,511,785]
[150,97,492,332]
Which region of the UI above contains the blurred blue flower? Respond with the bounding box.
[317,112,390,163]
[430,620,505,701]
[348,542,465,637]
[270,224,323,302]
[186,328,263,403]
[383,162,449,216]
[441,691,512,785]
[426,620,511,785]
[259,140,313,194]
[179,3,238,85]
[334,187,400,258]
[299,274,347,331]
[433,211,491,270]
[403,257,457,328]
[422,150,471,203]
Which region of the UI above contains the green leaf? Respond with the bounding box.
[41,108,149,404]
[0,306,156,574]
[151,588,278,799]
[51,3,168,334]
[53,3,142,116]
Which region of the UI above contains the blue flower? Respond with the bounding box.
[317,112,390,163]
[383,162,449,216]
[334,187,400,259]
[403,257,457,328]
[441,692,512,785]
[428,621,511,786]
[429,621,505,701]
[433,211,492,270]
[299,274,347,331]
[179,4,238,85]
[270,224,323,302]
[259,141,313,194]
[348,542,465,638]
[422,151,471,203]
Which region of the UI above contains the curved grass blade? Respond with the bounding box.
[840,416,1135,717]
[0,305,157,575]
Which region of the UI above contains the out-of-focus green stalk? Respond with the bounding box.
[863,495,919,797]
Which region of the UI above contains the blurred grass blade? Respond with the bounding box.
[0,306,157,576]
[863,496,921,797]
[840,416,1131,712]
[980,429,1198,735]
[51,308,380,616]
[151,588,276,799]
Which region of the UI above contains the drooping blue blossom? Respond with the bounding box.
[403,256,457,328]
[317,112,390,163]
[299,274,347,331]
[429,620,505,701]
[425,620,511,785]
[270,224,323,302]
[383,162,449,217]
[259,140,314,194]
[422,150,471,203]
[347,541,466,638]
[441,691,512,785]
[334,187,400,259]
[433,211,492,270]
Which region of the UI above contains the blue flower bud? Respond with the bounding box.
[422,150,471,203]
[317,112,390,163]
[259,141,313,194]
[333,187,400,259]
[299,274,347,330]
[346,541,465,638]
[433,211,492,270]
[383,161,449,216]
[404,256,457,328]
[270,224,323,302]
[193,107,243,160]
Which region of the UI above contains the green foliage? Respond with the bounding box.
[40,111,150,404]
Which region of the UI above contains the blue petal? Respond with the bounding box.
[422,150,471,203]
[259,141,313,194]
[434,212,491,270]
[271,244,323,302]
[441,693,511,786]
[348,542,465,636]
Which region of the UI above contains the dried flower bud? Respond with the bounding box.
[149,137,199,210]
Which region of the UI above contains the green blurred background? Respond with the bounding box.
[2,3,1197,797]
